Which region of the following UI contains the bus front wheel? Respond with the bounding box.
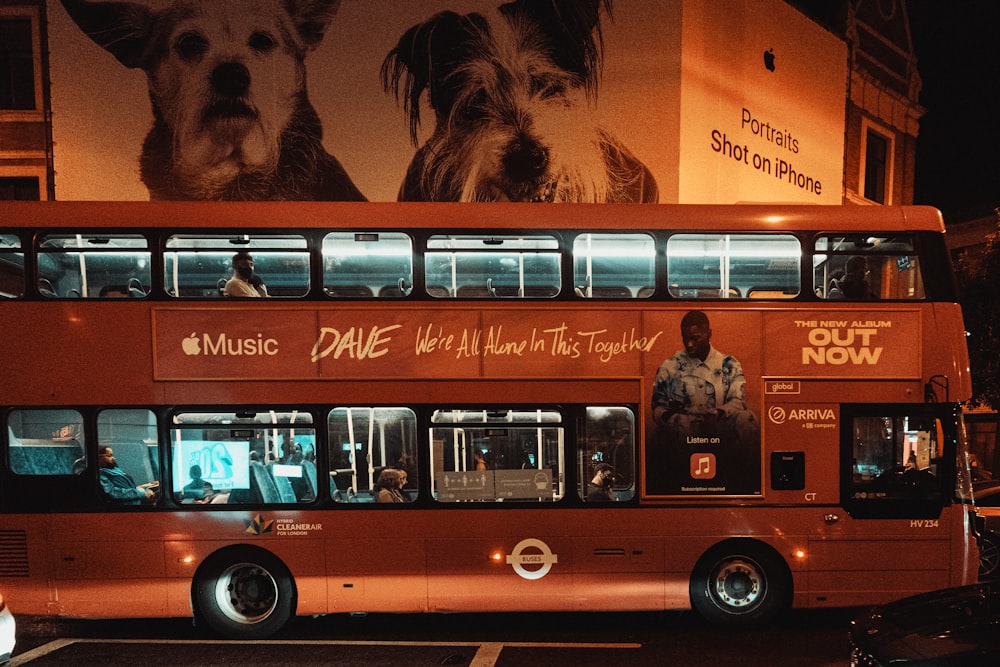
[689,539,791,627]
[194,545,296,639]
[980,532,1000,579]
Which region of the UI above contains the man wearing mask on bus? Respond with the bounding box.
[98,446,157,504]
[223,251,268,297]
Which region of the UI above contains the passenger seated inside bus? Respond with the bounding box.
[223,252,268,297]
[838,256,874,299]
[375,468,409,503]
[98,445,158,504]
[826,270,845,298]
[99,284,131,298]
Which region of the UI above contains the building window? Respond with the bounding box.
[0,176,39,200]
[0,17,35,110]
[862,124,892,204]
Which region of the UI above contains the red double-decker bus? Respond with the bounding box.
[0,201,977,638]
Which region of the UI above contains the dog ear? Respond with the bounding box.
[284,0,342,50]
[499,0,610,90]
[382,11,488,145]
[60,0,154,70]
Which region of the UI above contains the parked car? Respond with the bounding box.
[974,482,1000,579]
[850,582,1000,666]
[0,591,14,665]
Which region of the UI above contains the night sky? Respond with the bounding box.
[908,1,1000,221]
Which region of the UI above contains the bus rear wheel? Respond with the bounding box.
[689,539,791,627]
[194,545,296,639]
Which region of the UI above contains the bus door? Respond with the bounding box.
[823,404,958,603]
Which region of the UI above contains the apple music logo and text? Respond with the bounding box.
[182,332,279,357]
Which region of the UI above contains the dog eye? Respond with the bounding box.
[175,32,208,61]
[459,90,490,121]
[248,32,277,53]
[531,76,566,100]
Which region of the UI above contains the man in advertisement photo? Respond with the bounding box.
[649,310,760,496]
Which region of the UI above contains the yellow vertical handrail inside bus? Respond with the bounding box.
[171,251,180,296]
[366,407,376,490]
[449,251,457,297]
[346,407,358,493]
[518,252,525,297]
[75,233,88,297]
[377,417,387,471]
[720,234,730,298]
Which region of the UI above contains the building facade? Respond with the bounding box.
[0,0,52,200]
[1,0,923,205]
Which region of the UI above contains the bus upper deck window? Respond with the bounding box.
[36,234,151,299]
[667,234,800,300]
[573,233,654,299]
[323,232,413,298]
[0,234,24,299]
[164,234,309,298]
[425,235,560,298]
[813,235,925,300]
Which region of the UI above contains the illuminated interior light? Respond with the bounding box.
[489,550,504,563]
[179,556,195,564]
[793,549,806,559]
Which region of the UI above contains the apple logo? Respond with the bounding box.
[182,333,201,356]
[763,48,776,72]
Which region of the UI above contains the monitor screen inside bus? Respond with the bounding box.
[172,440,251,493]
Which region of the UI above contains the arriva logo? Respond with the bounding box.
[182,332,279,356]
[769,406,836,424]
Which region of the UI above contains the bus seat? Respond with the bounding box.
[325,285,374,298]
[37,278,57,297]
[217,278,227,296]
[127,277,147,297]
[110,442,155,487]
[426,285,451,298]
[590,286,632,298]
[378,283,408,298]
[636,286,656,298]
[456,285,493,298]
[266,463,298,503]
[8,442,83,475]
[298,459,317,500]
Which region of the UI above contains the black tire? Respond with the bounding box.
[689,539,791,627]
[193,545,296,639]
[980,532,1000,579]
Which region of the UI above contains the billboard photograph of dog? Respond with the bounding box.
[53,1,661,203]
[59,0,367,201]
[381,0,658,202]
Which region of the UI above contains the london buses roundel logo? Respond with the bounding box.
[505,538,559,580]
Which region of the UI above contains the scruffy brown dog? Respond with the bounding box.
[61,0,366,201]
[382,0,657,203]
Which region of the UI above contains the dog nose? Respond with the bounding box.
[503,139,548,180]
[211,62,251,97]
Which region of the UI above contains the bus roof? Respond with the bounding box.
[0,201,945,234]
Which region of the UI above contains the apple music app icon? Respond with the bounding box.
[690,453,717,479]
